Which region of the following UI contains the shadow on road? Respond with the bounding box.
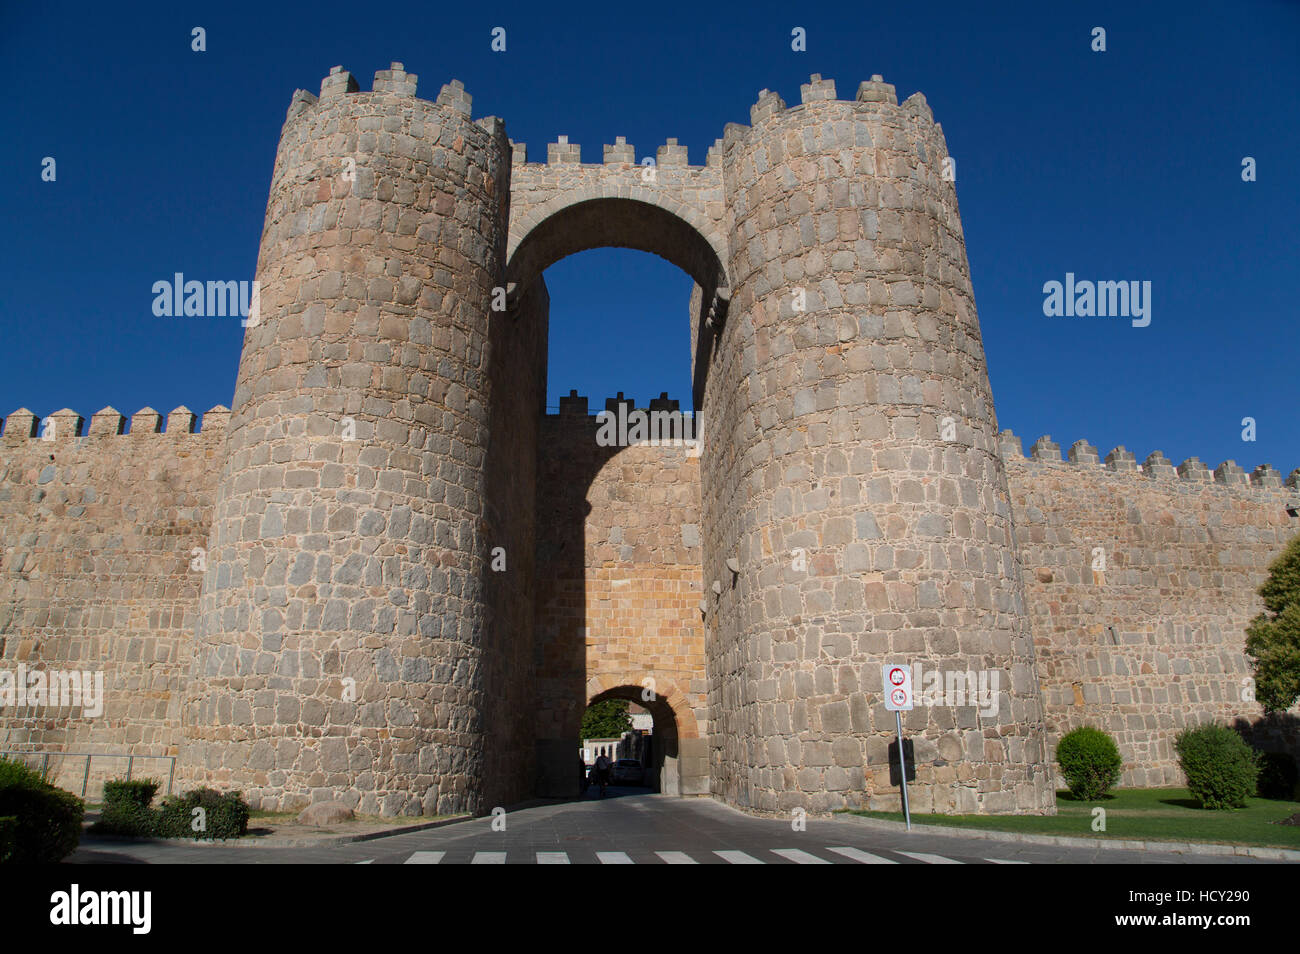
[577,784,655,801]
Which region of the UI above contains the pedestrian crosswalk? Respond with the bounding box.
[896,850,963,865]
[825,846,895,864]
[770,848,832,865]
[371,846,1028,865]
[713,850,763,864]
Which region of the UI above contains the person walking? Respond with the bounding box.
[594,753,612,797]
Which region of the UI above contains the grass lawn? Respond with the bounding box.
[843,788,1300,851]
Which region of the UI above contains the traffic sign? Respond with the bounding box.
[883,664,913,711]
[881,662,915,831]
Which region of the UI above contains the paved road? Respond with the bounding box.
[69,787,1270,865]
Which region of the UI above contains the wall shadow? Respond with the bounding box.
[532,400,635,798]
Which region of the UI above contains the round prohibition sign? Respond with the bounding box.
[890,687,909,707]
[888,666,907,686]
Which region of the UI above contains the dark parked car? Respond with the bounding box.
[610,759,644,785]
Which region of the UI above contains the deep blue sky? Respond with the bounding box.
[2,1,1296,473]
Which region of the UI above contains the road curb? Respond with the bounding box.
[81,813,475,850]
[835,813,1300,861]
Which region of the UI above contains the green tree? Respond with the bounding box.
[1245,535,1300,713]
[581,700,631,739]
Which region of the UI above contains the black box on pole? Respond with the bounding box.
[888,737,915,785]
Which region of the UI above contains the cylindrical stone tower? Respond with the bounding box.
[180,64,510,816]
[702,74,1053,814]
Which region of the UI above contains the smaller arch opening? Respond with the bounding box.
[580,687,683,795]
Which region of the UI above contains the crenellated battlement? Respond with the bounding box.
[999,429,1300,492]
[279,65,508,159]
[0,405,230,440]
[285,63,468,119]
[719,73,945,158]
[285,65,940,175]
[506,71,936,172]
[548,389,688,420]
[507,134,718,172]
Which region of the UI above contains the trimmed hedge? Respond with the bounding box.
[0,758,84,863]
[1056,726,1122,801]
[90,780,250,841]
[1175,724,1259,809]
[103,779,159,808]
[1256,752,1298,801]
[93,779,161,837]
[157,788,249,841]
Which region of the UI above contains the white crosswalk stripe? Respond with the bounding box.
[655,851,698,864]
[714,850,764,864]
[771,848,831,864]
[896,851,964,864]
[385,845,997,864]
[826,846,898,864]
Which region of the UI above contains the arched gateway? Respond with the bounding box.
[177,62,1057,818]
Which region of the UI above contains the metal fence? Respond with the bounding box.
[0,750,176,800]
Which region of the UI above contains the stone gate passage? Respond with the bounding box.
[2,64,1295,819]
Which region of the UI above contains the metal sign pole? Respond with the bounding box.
[895,709,911,831]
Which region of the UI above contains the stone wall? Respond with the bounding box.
[0,406,226,798]
[532,395,708,796]
[1003,433,1300,785]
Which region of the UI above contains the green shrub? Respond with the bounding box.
[0,757,84,863]
[1055,726,1122,800]
[102,778,159,809]
[157,788,249,841]
[1175,724,1260,809]
[1256,752,1298,801]
[93,778,162,837]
